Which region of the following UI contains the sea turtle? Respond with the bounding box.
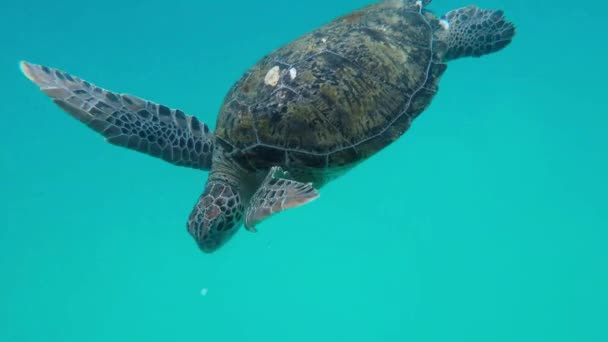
[21,0,515,253]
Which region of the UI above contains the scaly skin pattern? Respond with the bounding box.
[441,6,516,60]
[187,181,244,252]
[20,62,215,170]
[215,1,447,187]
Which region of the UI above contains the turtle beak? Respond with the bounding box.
[188,210,238,253]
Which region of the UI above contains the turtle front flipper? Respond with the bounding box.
[245,166,319,231]
[20,61,214,170]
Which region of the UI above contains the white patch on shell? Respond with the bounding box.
[264,66,281,87]
[439,19,451,30]
[289,67,297,80]
[321,37,327,44]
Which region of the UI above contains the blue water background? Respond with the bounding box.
[1,0,607,341]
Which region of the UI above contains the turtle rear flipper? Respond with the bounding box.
[245,166,319,231]
[20,61,214,170]
[440,6,516,61]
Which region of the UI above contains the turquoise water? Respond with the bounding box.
[1,0,607,341]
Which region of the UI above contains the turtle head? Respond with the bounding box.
[187,180,244,253]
